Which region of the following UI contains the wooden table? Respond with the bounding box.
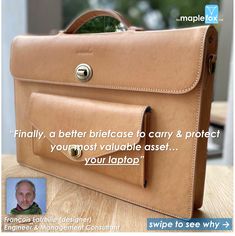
[2,155,233,232]
[210,101,227,127]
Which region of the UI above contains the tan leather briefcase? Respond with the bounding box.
[10,9,218,219]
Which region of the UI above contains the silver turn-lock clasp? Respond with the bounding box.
[75,64,93,82]
[68,145,82,160]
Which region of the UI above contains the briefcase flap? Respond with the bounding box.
[10,26,211,94]
[28,92,149,163]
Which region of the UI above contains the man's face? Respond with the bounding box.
[16,182,35,209]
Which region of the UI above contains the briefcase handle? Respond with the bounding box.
[64,9,141,34]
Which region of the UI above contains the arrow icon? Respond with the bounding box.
[222,221,229,228]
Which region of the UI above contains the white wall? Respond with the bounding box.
[214,0,233,101]
[2,0,27,154]
[223,46,233,165]
[216,0,233,165]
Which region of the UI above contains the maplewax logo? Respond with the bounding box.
[176,4,222,24]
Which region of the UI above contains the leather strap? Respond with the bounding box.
[64,9,132,34]
[208,54,217,74]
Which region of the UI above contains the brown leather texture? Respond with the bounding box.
[29,92,149,187]
[64,9,132,33]
[10,10,218,219]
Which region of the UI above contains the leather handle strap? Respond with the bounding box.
[64,9,132,34]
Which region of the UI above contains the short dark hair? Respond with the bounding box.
[15,179,36,193]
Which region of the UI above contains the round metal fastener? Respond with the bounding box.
[75,63,92,82]
[68,145,82,159]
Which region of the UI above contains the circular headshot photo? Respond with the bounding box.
[6,178,46,215]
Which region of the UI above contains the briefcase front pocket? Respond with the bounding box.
[28,92,150,187]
